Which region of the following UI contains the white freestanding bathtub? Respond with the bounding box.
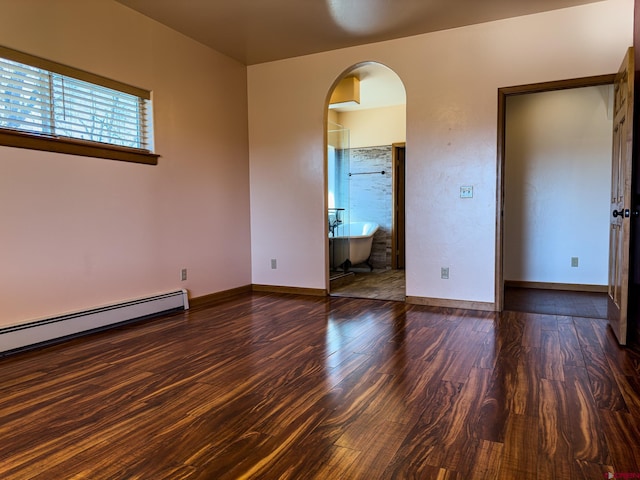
[330,222,379,271]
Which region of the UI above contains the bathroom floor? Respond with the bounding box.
[330,269,406,301]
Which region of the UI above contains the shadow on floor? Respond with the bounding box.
[504,287,607,319]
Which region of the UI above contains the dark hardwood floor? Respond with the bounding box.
[504,287,608,319]
[1,292,640,479]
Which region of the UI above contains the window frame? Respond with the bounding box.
[0,46,158,165]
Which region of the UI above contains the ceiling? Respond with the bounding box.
[330,63,407,112]
[115,0,604,66]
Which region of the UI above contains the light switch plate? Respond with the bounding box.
[460,186,473,198]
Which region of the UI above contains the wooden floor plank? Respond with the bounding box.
[439,367,494,474]
[558,319,586,367]
[474,366,509,443]
[1,292,639,479]
[469,439,503,480]
[580,343,629,412]
[497,414,539,479]
[382,379,462,478]
[540,329,565,381]
[599,410,640,475]
[538,378,575,479]
[563,365,611,465]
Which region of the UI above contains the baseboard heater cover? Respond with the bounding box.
[0,289,189,354]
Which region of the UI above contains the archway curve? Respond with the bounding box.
[323,61,407,115]
[324,61,407,298]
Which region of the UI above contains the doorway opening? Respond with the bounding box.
[326,62,407,301]
[496,75,616,317]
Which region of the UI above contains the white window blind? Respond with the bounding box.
[0,56,152,151]
[0,59,52,135]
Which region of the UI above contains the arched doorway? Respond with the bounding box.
[325,62,407,301]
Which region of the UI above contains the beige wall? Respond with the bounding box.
[248,0,633,304]
[504,85,613,286]
[0,0,251,324]
[337,105,406,148]
[328,109,340,126]
[0,0,631,322]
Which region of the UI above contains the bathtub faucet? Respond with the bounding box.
[329,217,343,236]
[328,208,344,237]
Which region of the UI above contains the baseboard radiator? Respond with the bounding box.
[0,289,189,355]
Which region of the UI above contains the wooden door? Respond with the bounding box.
[392,144,406,269]
[608,47,634,345]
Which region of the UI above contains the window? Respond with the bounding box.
[0,46,157,164]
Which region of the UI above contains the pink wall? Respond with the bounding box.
[1,0,632,323]
[0,0,251,325]
[248,0,633,306]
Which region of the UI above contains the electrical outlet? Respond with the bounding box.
[271,259,277,269]
[571,257,579,268]
[181,268,187,281]
[441,267,449,279]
